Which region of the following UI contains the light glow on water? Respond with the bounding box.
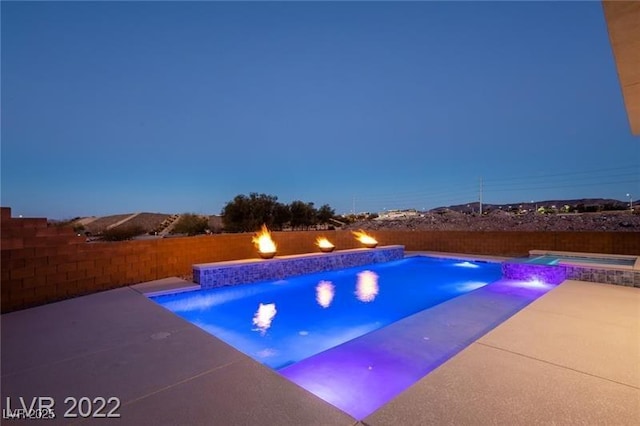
[454,261,480,268]
[315,281,335,308]
[160,292,231,312]
[252,303,277,335]
[455,280,489,292]
[355,270,379,303]
[256,348,277,358]
[522,278,555,290]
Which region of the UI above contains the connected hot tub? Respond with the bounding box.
[503,250,640,287]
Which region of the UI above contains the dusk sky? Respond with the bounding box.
[2,1,638,219]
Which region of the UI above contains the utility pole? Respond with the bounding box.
[352,196,355,215]
[479,177,483,216]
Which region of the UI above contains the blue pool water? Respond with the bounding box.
[152,256,502,369]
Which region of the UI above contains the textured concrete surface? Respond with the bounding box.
[116,358,355,426]
[364,343,639,425]
[365,280,640,425]
[1,286,356,425]
[130,276,200,296]
[1,287,195,375]
[479,281,640,388]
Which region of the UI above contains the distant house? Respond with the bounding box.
[376,209,419,220]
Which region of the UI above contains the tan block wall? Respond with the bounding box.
[2,207,639,313]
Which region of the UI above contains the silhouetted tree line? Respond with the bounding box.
[221,193,336,233]
[575,203,627,213]
[172,214,209,236]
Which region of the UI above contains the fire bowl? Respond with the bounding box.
[319,246,335,253]
[363,243,378,249]
[258,251,276,259]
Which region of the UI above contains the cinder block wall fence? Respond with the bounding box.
[1,207,639,313]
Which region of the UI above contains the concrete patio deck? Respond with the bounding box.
[1,274,639,425]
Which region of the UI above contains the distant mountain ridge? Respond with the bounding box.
[435,198,629,213]
[54,213,223,236]
[49,197,638,237]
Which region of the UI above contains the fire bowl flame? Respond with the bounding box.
[252,224,277,259]
[352,230,378,248]
[316,237,335,253]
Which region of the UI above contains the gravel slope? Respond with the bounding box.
[344,210,640,232]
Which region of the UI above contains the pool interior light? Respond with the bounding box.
[454,261,480,268]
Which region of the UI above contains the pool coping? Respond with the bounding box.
[2,251,638,424]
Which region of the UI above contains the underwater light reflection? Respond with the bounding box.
[355,270,379,303]
[161,292,234,312]
[316,280,335,308]
[522,278,554,289]
[252,303,277,335]
[503,278,555,291]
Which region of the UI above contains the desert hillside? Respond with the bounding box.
[345,210,639,232]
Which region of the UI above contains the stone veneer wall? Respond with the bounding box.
[194,246,405,288]
[501,263,567,285]
[564,265,640,287]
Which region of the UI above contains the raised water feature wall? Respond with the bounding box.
[193,246,405,288]
[501,263,567,285]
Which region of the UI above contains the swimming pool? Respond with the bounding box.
[151,254,560,419]
[152,256,502,369]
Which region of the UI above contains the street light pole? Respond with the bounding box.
[627,193,633,212]
[479,177,483,216]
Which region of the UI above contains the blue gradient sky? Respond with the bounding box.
[2,1,638,219]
